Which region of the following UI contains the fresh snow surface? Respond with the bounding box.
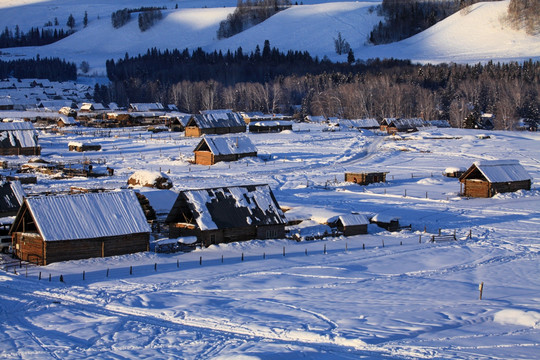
[1,123,539,359]
[0,0,538,75]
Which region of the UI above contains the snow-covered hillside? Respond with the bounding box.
[0,0,538,76]
[1,124,539,359]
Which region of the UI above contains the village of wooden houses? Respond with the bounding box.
[0,77,536,267]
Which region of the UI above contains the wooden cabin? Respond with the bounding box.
[68,142,101,152]
[0,122,40,156]
[459,160,532,198]
[10,191,151,265]
[249,120,293,133]
[0,181,25,217]
[331,214,368,236]
[165,184,286,247]
[443,167,466,178]
[185,113,246,137]
[193,135,257,165]
[370,214,401,232]
[338,118,380,130]
[345,172,388,185]
[385,118,428,134]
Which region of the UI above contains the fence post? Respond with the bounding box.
[154,263,157,271]
[263,252,266,259]
[39,271,41,280]
[305,248,307,256]
[419,235,422,243]
[83,271,85,280]
[221,255,223,263]
[345,242,348,251]
[469,229,472,239]
[479,282,484,300]
[439,228,441,235]
[107,268,109,277]
[241,253,244,261]
[129,266,132,275]
[177,259,179,268]
[363,243,365,250]
[60,275,64,283]
[49,274,51,282]
[324,244,326,254]
[382,240,385,247]
[199,256,202,265]
[400,241,402,246]
[283,246,286,257]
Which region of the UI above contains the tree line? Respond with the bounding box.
[0,57,77,82]
[103,45,539,130]
[217,0,291,39]
[369,0,501,45]
[0,26,73,48]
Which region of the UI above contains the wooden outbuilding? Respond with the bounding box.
[249,120,293,133]
[331,214,369,236]
[0,122,40,156]
[193,135,257,165]
[385,118,428,134]
[185,113,246,137]
[459,160,532,198]
[0,180,25,217]
[68,142,101,152]
[370,214,401,232]
[166,184,286,247]
[10,191,151,265]
[345,172,388,185]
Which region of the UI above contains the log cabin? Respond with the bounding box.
[10,191,150,265]
[193,135,257,165]
[166,184,286,247]
[184,113,246,137]
[459,160,532,198]
[0,122,40,156]
[345,172,388,185]
[331,214,369,236]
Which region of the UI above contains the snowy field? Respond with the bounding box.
[0,0,539,75]
[1,124,539,359]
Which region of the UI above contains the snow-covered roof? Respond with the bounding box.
[371,213,399,223]
[166,184,286,231]
[250,120,293,127]
[0,181,25,215]
[338,214,369,227]
[0,121,38,148]
[187,113,246,129]
[471,160,532,183]
[22,191,151,241]
[195,135,257,156]
[339,118,379,128]
[130,103,164,112]
[128,170,172,187]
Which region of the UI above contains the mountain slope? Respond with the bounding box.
[0,0,538,76]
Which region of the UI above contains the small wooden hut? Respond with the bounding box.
[193,135,257,165]
[68,142,101,152]
[345,172,388,185]
[166,184,286,247]
[459,160,532,198]
[127,170,173,189]
[332,214,369,236]
[249,120,293,133]
[370,214,401,232]
[10,191,151,265]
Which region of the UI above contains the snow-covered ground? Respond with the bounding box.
[0,0,539,75]
[1,124,539,359]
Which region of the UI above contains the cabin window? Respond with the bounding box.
[210,234,216,244]
[265,229,277,238]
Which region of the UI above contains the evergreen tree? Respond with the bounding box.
[67,14,75,29]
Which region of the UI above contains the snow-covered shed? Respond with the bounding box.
[193,135,257,165]
[331,214,369,236]
[165,184,286,246]
[249,120,293,133]
[459,160,532,198]
[10,191,151,265]
[127,170,173,189]
[185,113,246,137]
[129,103,164,112]
[385,118,428,134]
[370,213,402,232]
[0,180,25,217]
[0,121,40,156]
[345,171,388,185]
